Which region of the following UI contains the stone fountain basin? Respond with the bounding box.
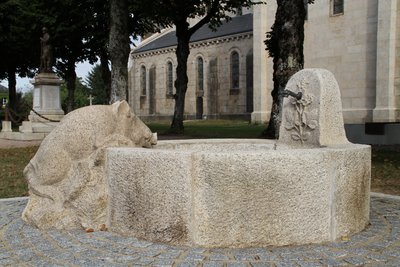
[106,139,370,248]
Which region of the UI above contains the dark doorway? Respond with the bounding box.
[196,96,203,119]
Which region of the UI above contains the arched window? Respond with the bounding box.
[149,65,156,114]
[331,0,344,15]
[140,65,146,96]
[166,61,173,95]
[197,57,204,91]
[231,51,240,90]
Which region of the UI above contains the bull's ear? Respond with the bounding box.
[112,100,130,116]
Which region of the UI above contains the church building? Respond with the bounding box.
[128,0,400,143]
[129,11,254,121]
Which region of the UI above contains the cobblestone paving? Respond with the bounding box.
[0,196,399,267]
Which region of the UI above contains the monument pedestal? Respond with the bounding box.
[23,72,64,134]
[0,73,65,141]
[29,73,64,122]
[1,121,12,132]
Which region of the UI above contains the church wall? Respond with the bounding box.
[255,0,400,125]
[395,5,400,119]
[372,0,400,122]
[304,0,379,123]
[251,2,275,124]
[129,50,177,118]
[129,33,253,120]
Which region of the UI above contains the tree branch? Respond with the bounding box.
[188,0,220,36]
[162,0,179,22]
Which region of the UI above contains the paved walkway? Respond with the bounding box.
[0,194,399,267]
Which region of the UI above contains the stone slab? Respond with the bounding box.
[19,121,32,133]
[29,72,64,123]
[0,131,47,141]
[1,121,12,132]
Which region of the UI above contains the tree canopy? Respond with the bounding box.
[0,0,39,112]
[85,64,110,105]
[0,0,159,113]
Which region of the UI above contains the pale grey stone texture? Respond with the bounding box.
[107,148,192,245]
[22,101,157,230]
[279,69,348,148]
[107,139,370,247]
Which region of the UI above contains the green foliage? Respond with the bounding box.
[153,0,250,22]
[0,0,39,78]
[22,90,33,104]
[147,120,265,138]
[60,77,90,111]
[85,64,109,105]
[0,0,39,112]
[16,90,33,122]
[141,0,258,34]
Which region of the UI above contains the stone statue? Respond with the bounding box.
[40,27,53,73]
[22,101,157,230]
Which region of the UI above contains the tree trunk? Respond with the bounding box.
[100,51,111,104]
[170,22,191,133]
[263,0,307,139]
[66,64,77,113]
[109,0,130,103]
[7,66,17,115]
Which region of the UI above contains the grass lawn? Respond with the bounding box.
[371,147,400,195]
[147,120,265,139]
[1,120,399,198]
[0,146,37,198]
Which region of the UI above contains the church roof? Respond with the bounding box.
[134,13,253,53]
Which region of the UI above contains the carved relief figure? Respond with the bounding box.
[284,80,317,144]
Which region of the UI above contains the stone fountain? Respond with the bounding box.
[22,69,370,248]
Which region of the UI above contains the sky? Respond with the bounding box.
[0,61,94,93]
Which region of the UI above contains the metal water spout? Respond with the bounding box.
[282,89,302,100]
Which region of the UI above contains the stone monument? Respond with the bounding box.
[19,27,64,135]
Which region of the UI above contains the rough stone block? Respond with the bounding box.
[279,69,348,148]
[107,139,370,247]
